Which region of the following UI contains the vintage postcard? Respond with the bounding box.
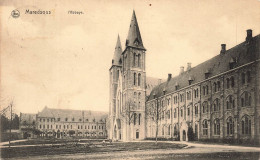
[0,0,260,159]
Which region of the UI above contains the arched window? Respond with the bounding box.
[214,82,217,92]
[138,114,141,125]
[247,71,251,83]
[138,73,141,86]
[241,115,251,135]
[213,98,220,112]
[231,76,235,87]
[217,81,221,91]
[203,120,208,135]
[242,73,246,84]
[133,53,136,66]
[214,119,220,135]
[134,113,137,125]
[174,124,178,136]
[138,54,141,67]
[202,101,208,113]
[227,78,230,88]
[241,92,251,107]
[134,73,136,85]
[227,117,234,135]
[226,95,235,109]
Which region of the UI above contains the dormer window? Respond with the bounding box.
[229,57,236,69]
[205,69,210,79]
[188,76,194,85]
[175,82,179,90]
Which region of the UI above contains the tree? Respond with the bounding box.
[145,95,167,143]
[120,99,138,140]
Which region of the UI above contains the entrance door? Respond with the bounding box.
[183,130,186,141]
[136,131,139,139]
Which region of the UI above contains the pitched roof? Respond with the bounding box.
[112,35,122,66]
[38,106,108,122]
[147,34,260,101]
[126,10,145,50]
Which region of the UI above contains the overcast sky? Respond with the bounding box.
[1,0,260,114]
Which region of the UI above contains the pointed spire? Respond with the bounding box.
[112,35,122,65]
[126,10,145,50]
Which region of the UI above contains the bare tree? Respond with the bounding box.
[145,95,167,143]
[120,99,137,125]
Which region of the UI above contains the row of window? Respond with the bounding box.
[39,118,102,123]
[202,116,251,136]
[161,94,251,119]
[39,124,104,130]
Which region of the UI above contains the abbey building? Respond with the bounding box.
[108,11,260,143]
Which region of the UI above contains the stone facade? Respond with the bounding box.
[20,107,107,138]
[109,11,260,144]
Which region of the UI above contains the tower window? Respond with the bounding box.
[138,73,141,86]
[134,73,136,85]
[138,54,141,67]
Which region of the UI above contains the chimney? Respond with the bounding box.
[246,29,252,42]
[158,79,162,85]
[220,44,226,54]
[187,63,191,71]
[167,74,172,81]
[180,66,184,75]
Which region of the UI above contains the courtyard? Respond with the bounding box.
[1,139,259,160]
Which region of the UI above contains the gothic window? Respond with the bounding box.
[213,82,217,92]
[242,73,246,84]
[181,108,183,117]
[138,54,141,67]
[217,81,221,91]
[174,124,178,136]
[133,53,136,66]
[241,115,251,135]
[187,107,190,116]
[214,119,220,135]
[226,95,235,109]
[134,73,136,85]
[227,117,234,135]
[241,92,251,107]
[213,98,220,112]
[168,125,171,135]
[247,71,251,83]
[203,120,208,136]
[174,108,177,118]
[227,78,230,88]
[162,126,164,136]
[195,105,198,115]
[202,101,208,113]
[138,114,141,125]
[231,76,235,87]
[134,113,137,125]
[138,73,141,86]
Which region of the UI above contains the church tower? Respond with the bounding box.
[109,35,122,139]
[121,10,146,141]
